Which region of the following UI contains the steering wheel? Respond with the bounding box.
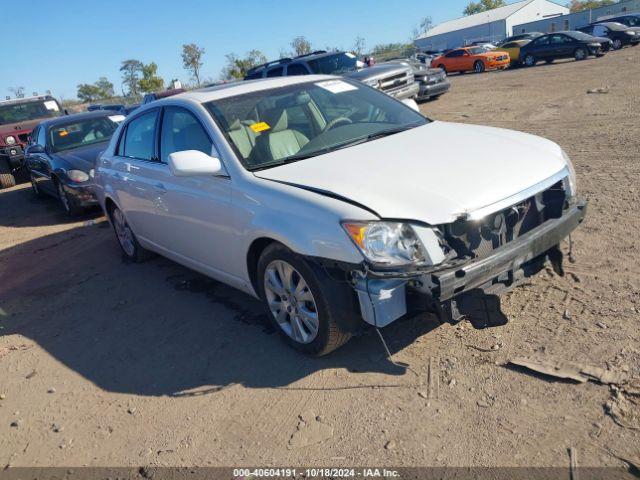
[323,116,353,132]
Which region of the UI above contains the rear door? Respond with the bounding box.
[528,35,551,58]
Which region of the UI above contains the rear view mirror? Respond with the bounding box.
[402,98,420,112]
[168,150,225,177]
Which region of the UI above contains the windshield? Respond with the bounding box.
[205,79,428,171]
[49,117,119,153]
[0,99,62,126]
[307,53,358,75]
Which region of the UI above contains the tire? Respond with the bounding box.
[108,204,154,262]
[438,64,447,74]
[523,54,536,67]
[474,60,485,73]
[574,47,587,61]
[612,39,623,50]
[30,173,44,198]
[257,243,352,356]
[0,158,16,189]
[55,178,82,216]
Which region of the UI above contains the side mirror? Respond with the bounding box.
[168,150,225,177]
[64,109,69,115]
[402,98,420,112]
[26,144,45,154]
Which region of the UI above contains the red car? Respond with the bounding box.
[0,95,63,188]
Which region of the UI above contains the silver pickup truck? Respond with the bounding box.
[245,51,419,101]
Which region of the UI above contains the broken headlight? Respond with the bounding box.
[561,149,577,196]
[343,221,428,266]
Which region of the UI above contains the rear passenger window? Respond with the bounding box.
[287,64,309,76]
[122,110,158,160]
[160,107,213,162]
[266,67,284,77]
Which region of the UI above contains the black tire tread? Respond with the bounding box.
[0,158,16,189]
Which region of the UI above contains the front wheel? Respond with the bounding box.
[56,180,82,216]
[257,243,352,355]
[523,54,536,67]
[612,39,623,50]
[438,64,447,74]
[30,173,44,198]
[0,158,16,189]
[474,60,485,73]
[574,48,587,61]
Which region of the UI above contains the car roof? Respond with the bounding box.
[178,75,337,104]
[38,110,119,129]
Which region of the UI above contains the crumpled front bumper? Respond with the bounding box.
[352,198,587,327]
[0,145,25,169]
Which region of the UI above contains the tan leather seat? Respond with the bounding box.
[256,108,309,161]
[227,120,257,159]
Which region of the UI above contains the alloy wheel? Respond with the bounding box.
[263,260,319,344]
[31,175,39,195]
[575,48,586,60]
[112,208,136,257]
[525,55,535,67]
[613,39,623,50]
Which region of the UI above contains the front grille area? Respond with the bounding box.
[379,72,410,91]
[441,181,568,260]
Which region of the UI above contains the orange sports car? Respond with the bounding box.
[431,46,510,74]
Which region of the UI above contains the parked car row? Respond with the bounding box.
[426,20,638,74]
[244,50,451,103]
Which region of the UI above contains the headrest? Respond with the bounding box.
[262,108,288,132]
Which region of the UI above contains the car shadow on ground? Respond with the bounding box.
[0,223,444,397]
[0,184,103,228]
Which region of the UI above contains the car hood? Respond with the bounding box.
[52,142,108,171]
[346,64,410,81]
[254,121,568,225]
[0,119,41,137]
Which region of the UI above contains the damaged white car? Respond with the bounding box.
[95,75,586,355]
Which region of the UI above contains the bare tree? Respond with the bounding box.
[182,43,205,86]
[120,59,143,97]
[412,16,433,39]
[8,86,25,98]
[290,36,312,56]
[353,37,366,56]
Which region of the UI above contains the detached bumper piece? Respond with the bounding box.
[433,200,586,301]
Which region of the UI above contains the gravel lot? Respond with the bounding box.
[0,47,638,470]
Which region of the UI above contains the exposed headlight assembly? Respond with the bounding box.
[66,169,90,183]
[561,149,577,197]
[362,78,379,89]
[343,221,446,267]
[5,136,16,145]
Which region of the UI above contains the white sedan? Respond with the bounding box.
[95,75,586,355]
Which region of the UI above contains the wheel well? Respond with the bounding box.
[104,197,117,220]
[246,237,279,295]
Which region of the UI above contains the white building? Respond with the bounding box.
[513,0,640,34]
[414,0,569,51]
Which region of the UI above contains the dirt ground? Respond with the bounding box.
[0,47,638,471]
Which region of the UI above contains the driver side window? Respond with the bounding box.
[160,107,213,163]
[37,126,47,147]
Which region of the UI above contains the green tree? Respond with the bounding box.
[77,83,102,102]
[220,50,268,80]
[182,43,205,86]
[120,59,143,96]
[138,62,164,93]
[290,36,312,56]
[463,0,506,15]
[95,77,114,98]
[568,0,614,12]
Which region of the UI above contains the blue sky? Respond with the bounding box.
[3,0,479,99]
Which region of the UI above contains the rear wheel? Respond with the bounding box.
[474,60,486,73]
[523,54,536,67]
[0,158,16,189]
[257,243,352,356]
[574,47,587,61]
[109,204,153,262]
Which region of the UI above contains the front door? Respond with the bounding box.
[154,106,235,277]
